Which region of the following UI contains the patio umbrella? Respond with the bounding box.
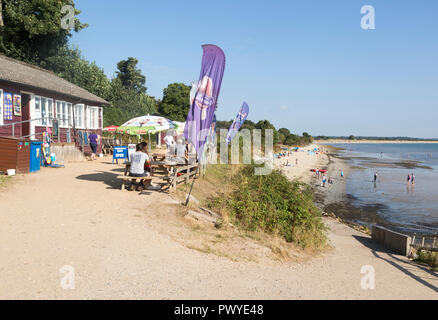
[116,115,175,135]
[103,125,119,132]
[116,115,176,152]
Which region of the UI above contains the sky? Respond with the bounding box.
[71,0,438,138]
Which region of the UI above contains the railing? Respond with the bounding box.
[411,235,438,252]
[0,116,74,141]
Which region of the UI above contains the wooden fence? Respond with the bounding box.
[167,163,199,190]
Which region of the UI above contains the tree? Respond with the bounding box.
[158,83,191,122]
[0,0,4,27]
[115,57,146,94]
[104,57,157,126]
[278,128,291,138]
[0,0,87,65]
[255,120,280,144]
[108,78,156,125]
[45,46,111,100]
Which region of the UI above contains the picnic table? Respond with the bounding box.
[119,159,199,191]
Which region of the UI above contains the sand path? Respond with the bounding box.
[0,158,437,299]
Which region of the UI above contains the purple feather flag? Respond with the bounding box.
[184,45,226,159]
[226,102,249,145]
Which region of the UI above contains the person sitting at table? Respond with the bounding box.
[129,142,151,191]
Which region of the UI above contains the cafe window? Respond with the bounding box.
[89,106,99,129]
[35,96,54,126]
[74,104,85,128]
[56,101,70,127]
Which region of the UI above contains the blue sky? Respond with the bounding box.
[71,0,438,138]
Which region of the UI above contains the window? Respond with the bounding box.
[0,89,3,126]
[35,96,41,124]
[35,96,54,126]
[67,103,72,127]
[56,101,69,127]
[74,104,84,128]
[47,99,53,126]
[89,106,99,129]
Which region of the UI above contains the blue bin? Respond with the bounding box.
[30,141,42,173]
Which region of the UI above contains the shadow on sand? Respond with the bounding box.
[76,170,121,190]
[353,235,438,293]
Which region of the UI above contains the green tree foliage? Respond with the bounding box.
[158,83,191,122]
[255,120,280,144]
[115,57,146,94]
[0,0,4,27]
[106,77,157,127]
[278,128,290,137]
[45,46,111,100]
[0,0,87,64]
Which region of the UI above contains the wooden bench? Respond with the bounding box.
[117,175,154,191]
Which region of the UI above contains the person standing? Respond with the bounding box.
[341,170,344,178]
[322,175,327,187]
[374,172,378,183]
[88,131,99,160]
[407,174,411,184]
[411,173,415,185]
[164,133,175,156]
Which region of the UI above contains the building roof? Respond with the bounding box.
[0,54,109,105]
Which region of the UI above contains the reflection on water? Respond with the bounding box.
[329,143,438,235]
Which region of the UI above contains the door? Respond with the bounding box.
[21,94,31,138]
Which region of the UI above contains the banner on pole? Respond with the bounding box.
[226,102,249,145]
[184,45,225,160]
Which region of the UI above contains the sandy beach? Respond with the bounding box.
[0,151,437,299]
[274,144,329,184]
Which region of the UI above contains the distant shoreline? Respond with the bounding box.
[315,139,438,144]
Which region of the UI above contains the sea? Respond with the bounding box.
[327,143,438,235]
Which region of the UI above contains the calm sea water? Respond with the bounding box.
[330,143,438,235]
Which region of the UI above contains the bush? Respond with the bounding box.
[207,164,327,249]
[415,250,438,270]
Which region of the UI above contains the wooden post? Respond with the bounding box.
[421,237,425,248]
[172,169,178,191]
[433,237,437,249]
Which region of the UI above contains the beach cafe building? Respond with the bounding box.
[0,54,108,155]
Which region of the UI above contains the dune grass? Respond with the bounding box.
[204,164,327,250]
